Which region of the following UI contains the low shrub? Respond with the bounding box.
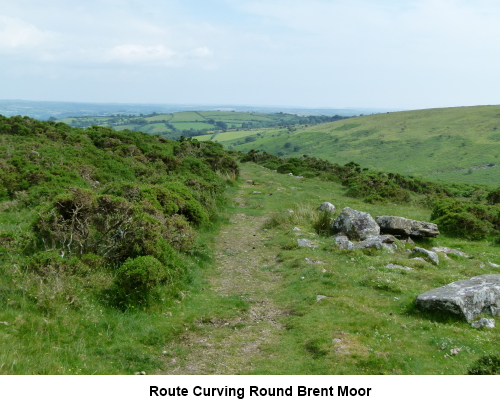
[468,354,500,375]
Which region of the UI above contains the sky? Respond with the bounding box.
[1,0,500,110]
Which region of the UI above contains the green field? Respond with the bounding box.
[56,110,342,138]
[172,122,214,130]
[224,105,500,186]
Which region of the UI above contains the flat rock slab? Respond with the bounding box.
[386,264,413,270]
[416,274,500,322]
[297,239,318,247]
[471,318,495,329]
[431,247,470,258]
[376,216,439,238]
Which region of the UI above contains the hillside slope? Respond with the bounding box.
[224,105,500,186]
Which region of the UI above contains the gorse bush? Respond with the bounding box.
[468,354,500,375]
[431,199,500,240]
[0,115,238,307]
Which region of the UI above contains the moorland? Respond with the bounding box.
[0,108,499,375]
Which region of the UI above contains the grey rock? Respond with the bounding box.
[246,180,254,185]
[332,207,380,241]
[305,258,326,264]
[406,237,415,245]
[376,216,439,238]
[431,247,470,258]
[411,257,427,262]
[376,216,413,236]
[318,202,336,213]
[488,262,500,268]
[353,235,397,251]
[386,264,414,270]
[413,247,439,265]
[292,227,301,231]
[316,295,327,302]
[416,274,500,322]
[334,234,354,250]
[298,239,318,247]
[410,220,439,238]
[471,318,495,329]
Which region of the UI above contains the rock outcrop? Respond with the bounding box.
[332,207,380,241]
[413,247,439,265]
[376,216,439,238]
[334,234,354,250]
[431,247,470,258]
[353,235,397,251]
[416,274,500,322]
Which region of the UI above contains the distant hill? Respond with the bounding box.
[223,105,500,186]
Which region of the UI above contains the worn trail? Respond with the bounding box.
[161,184,284,374]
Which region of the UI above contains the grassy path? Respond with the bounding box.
[160,179,285,374]
[157,163,500,375]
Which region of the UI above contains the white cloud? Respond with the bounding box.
[0,15,51,49]
[105,43,214,67]
[107,44,176,64]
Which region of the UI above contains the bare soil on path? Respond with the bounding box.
[160,184,285,374]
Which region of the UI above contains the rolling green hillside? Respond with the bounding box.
[223,105,500,186]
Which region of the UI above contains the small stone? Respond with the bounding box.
[368,266,375,270]
[316,295,327,302]
[471,318,495,329]
[318,202,336,214]
[134,371,146,375]
[322,269,328,273]
[386,264,413,270]
[252,191,262,194]
[488,262,500,268]
[162,351,167,355]
[450,348,461,356]
[287,209,294,213]
[246,180,254,185]
[479,262,485,268]
[293,227,300,231]
[298,239,318,247]
[332,338,342,343]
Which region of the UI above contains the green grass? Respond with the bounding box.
[228,105,500,187]
[172,122,214,130]
[232,162,500,374]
